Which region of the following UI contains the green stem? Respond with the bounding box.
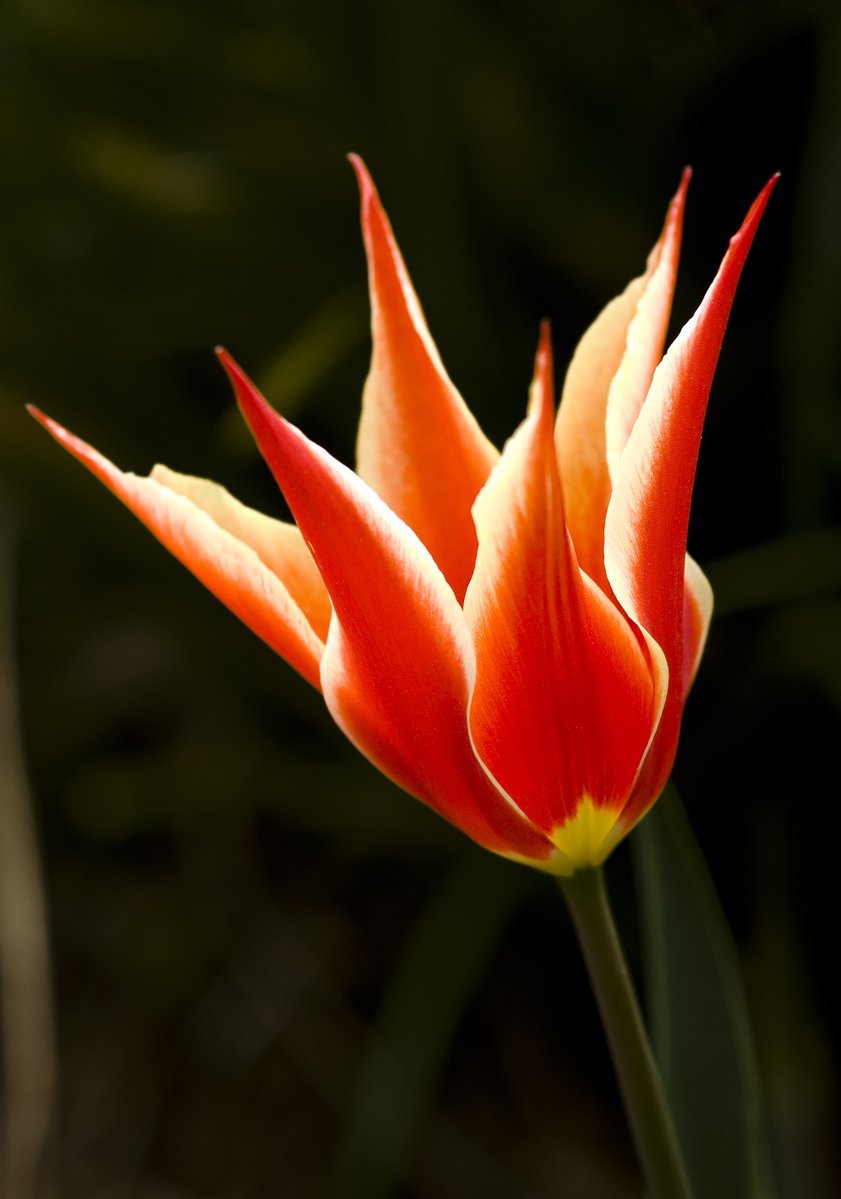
[560,867,693,1199]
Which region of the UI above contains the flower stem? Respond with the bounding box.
[559,866,693,1199]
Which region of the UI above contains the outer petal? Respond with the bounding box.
[464,327,656,868]
[555,171,689,593]
[605,177,777,825]
[28,408,326,689]
[683,553,713,697]
[218,351,554,861]
[151,466,331,643]
[350,156,499,603]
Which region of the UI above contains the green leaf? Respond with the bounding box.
[331,850,537,1199]
[632,787,777,1199]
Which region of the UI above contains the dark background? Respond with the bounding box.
[2,0,840,1195]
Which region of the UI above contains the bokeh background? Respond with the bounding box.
[2,0,840,1195]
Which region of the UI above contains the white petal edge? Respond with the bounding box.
[152,465,331,640]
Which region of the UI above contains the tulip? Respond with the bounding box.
[30,161,774,876]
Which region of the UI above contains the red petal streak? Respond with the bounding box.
[350,156,499,603]
[465,327,656,834]
[606,177,777,826]
[555,171,689,593]
[219,352,554,861]
[28,407,326,689]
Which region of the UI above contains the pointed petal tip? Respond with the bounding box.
[535,319,552,379]
[734,174,779,243]
[214,345,237,389]
[215,349,287,459]
[27,405,78,449]
[347,153,377,210]
[214,345,238,377]
[536,320,554,395]
[752,171,780,209]
[661,167,691,241]
[529,321,555,426]
[349,156,395,269]
[216,347,259,406]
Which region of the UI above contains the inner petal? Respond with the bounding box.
[465,329,656,836]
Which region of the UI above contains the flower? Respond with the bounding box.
[30,160,775,874]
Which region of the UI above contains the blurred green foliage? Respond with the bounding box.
[2,0,840,1195]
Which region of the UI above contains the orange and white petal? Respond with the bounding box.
[464,328,656,862]
[219,352,554,861]
[682,553,713,697]
[350,156,499,603]
[29,407,326,690]
[605,177,777,807]
[555,172,689,592]
[152,466,331,643]
[604,171,690,481]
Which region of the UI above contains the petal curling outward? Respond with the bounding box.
[555,170,689,592]
[218,351,554,862]
[605,176,777,827]
[464,327,657,872]
[350,156,499,603]
[28,407,327,689]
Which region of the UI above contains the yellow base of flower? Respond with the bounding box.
[502,796,624,877]
[549,795,623,874]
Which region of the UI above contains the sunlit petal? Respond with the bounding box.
[29,407,326,690]
[152,466,331,643]
[32,163,774,874]
[465,328,656,849]
[606,177,777,812]
[682,553,713,697]
[219,351,554,861]
[605,171,691,480]
[350,156,499,603]
[555,172,689,592]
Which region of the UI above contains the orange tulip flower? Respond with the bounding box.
[31,161,774,874]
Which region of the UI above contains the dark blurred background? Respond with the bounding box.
[2,0,840,1196]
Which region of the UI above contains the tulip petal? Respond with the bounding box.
[151,466,332,643]
[606,177,777,821]
[464,328,656,864]
[683,553,713,697]
[604,170,691,481]
[555,172,689,592]
[219,351,554,861]
[28,408,326,689]
[350,156,499,603]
